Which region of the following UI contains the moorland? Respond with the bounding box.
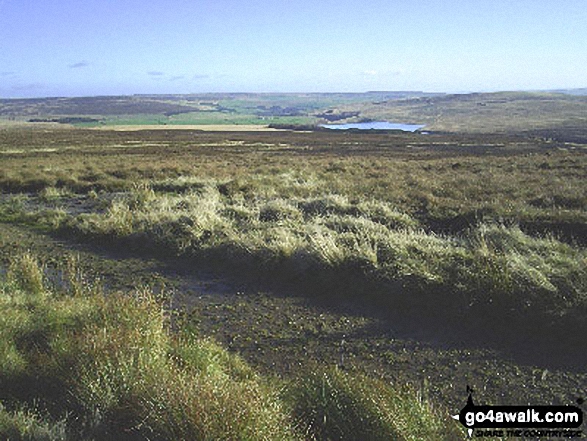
[0,91,585,439]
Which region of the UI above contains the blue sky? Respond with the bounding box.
[0,0,585,97]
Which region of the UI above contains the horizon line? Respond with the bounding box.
[2,87,586,101]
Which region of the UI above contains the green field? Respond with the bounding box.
[0,93,586,439]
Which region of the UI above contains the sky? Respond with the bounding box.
[0,0,586,98]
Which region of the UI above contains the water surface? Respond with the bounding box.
[320,121,425,132]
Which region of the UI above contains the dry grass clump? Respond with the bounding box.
[38,186,72,202]
[259,198,304,223]
[62,182,587,331]
[0,404,67,441]
[284,367,463,441]
[459,224,587,316]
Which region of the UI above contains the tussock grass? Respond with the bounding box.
[285,367,463,440]
[2,130,586,253]
[2,161,585,335]
[0,254,459,440]
[0,254,298,440]
[62,182,587,334]
[38,186,72,202]
[0,403,67,441]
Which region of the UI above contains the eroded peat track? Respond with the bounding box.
[1,221,585,414]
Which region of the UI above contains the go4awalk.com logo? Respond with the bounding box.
[451,387,584,438]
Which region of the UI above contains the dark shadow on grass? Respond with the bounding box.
[46,225,587,374]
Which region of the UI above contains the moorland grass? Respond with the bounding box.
[57,181,586,337]
[1,128,585,341]
[0,253,461,440]
[0,127,584,438]
[1,129,584,235]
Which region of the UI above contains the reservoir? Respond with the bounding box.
[320,121,425,132]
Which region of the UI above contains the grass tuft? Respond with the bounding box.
[285,367,463,441]
[0,253,460,440]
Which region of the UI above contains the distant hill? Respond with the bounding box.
[340,91,587,137]
[0,96,198,117]
[547,88,587,96]
[0,92,442,127]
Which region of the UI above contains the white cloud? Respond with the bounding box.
[69,61,89,69]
